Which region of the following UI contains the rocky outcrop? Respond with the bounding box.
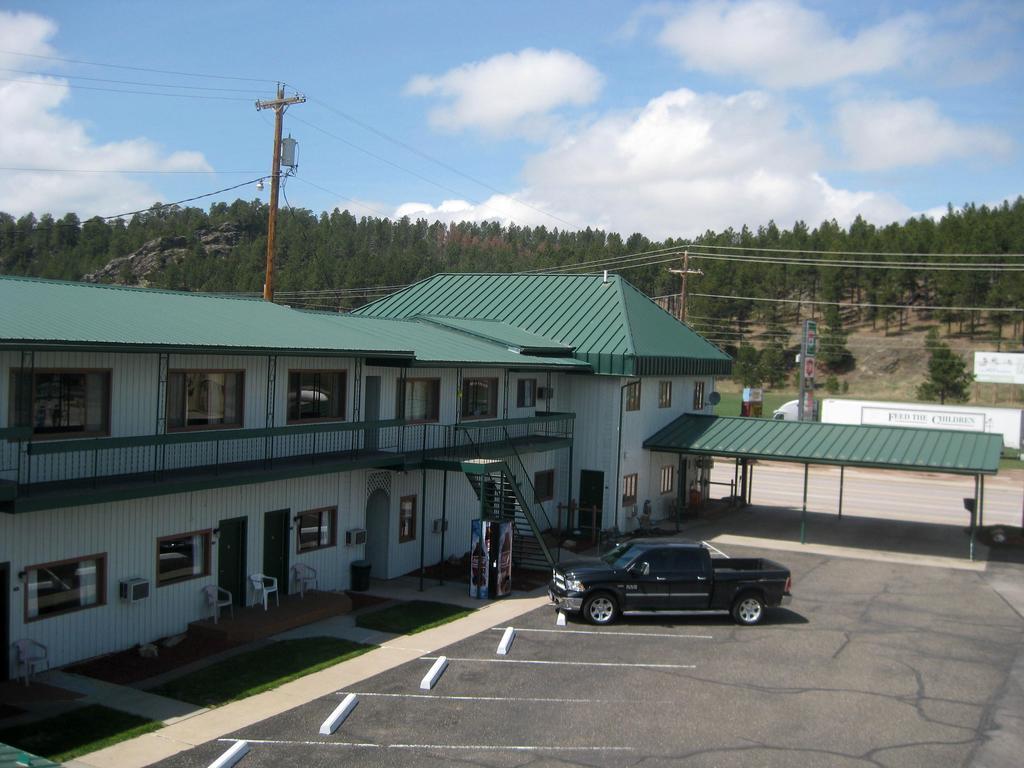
[83,223,242,286]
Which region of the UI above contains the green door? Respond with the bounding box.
[578,469,604,536]
[217,517,247,607]
[263,509,290,596]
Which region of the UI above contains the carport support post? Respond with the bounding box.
[979,475,985,529]
[439,470,448,586]
[800,463,809,544]
[838,466,845,520]
[970,474,979,561]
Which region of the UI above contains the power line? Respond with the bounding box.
[0,167,260,175]
[0,67,267,93]
[290,177,394,219]
[687,251,1024,271]
[306,95,582,230]
[0,76,255,101]
[671,291,1024,313]
[680,242,1024,259]
[0,48,274,83]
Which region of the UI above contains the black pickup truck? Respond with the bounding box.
[549,539,792,626]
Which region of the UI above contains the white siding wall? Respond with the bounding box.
[0,471,371,674]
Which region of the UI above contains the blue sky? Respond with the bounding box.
[0,0,1021,239]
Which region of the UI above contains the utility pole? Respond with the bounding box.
[256,83,305,301]
[668,250,703,322]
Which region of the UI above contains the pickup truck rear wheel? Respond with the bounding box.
[582,592,619,625]
[732,593,765,626]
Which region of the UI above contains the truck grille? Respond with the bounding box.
[552,571,566,590]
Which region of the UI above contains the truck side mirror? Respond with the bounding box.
[629,561,650,577]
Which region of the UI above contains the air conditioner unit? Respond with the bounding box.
[346,528,367,546]
[537,386,554,400]
[119,578,150,603]
[432,518,448,534]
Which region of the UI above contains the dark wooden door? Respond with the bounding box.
[217,517,247,606]
[263,509,290,596]
[0,562,8,681]
[578,469,604,535]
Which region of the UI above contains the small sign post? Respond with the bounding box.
[798,320,817,421]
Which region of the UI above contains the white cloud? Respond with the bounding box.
[396,87,909,239]
[836,98,1013,171]
[405,49,603,137]
[0,11,211,219]
[657,0,924,88]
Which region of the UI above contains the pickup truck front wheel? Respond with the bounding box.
[732,593,765,626]
[582,592,619,625]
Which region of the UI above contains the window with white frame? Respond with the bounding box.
[157,531,211,586]
[660,465,675,495]
[25,554,106,620]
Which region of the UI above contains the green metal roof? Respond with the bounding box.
[311,315,589,369]
[0,276,587,369]
[0,275,413,357]
[354,273,732,376]
[0,742,60,768]
[415,317,574,354]
[644,415,1003,475]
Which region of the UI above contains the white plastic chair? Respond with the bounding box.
[248,573,279,610]
[202,585,233,624]
[13,638,48,686]
[291,563,319,598]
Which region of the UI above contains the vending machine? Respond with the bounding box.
[470,519,513,599]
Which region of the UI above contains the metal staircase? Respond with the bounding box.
[462,457,555,571]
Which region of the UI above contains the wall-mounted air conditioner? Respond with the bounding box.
[537,386,554,400]
[432,518,448,534]
[346,528,367,546]
[119,578,150,603]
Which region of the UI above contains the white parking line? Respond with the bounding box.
[493,627,713,640]
[220,738,634,752]
[420,655,695,670]
[345,692,681,704]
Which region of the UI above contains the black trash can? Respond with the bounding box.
[350,559,371,591]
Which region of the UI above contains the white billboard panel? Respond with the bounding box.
[974,352,1024,385]
[860,406,986,432]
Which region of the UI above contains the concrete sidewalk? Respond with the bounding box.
[65,590,551,768]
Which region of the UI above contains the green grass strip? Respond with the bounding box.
[150,636,374,708]
[355,600,473,635]
[0,704,162,763]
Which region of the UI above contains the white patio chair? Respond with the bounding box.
[13,638,48,686]
[291,563,319,598]
[248,573,279,610]
[202,585,233,624]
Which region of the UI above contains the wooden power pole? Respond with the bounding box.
[668,250,703,322]
[256,83,305,301]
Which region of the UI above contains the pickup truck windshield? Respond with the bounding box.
[600,541,641,569]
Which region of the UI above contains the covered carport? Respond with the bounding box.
[644,415,1003,559]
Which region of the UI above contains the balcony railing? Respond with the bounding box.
[1,412,574,497]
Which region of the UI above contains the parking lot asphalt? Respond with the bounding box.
[150,544,1024,768]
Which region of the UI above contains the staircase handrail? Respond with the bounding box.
[500,426,555,532]
[495,460,554,566]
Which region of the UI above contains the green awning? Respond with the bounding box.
[644,415,1002,476]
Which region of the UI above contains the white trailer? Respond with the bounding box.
[820,398,1022,451]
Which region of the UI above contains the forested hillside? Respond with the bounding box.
[2,198,1022,372]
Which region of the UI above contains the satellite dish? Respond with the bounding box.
[709,392,721,406]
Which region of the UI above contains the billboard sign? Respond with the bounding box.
[860,406,987,432]
[974,352,1024,385]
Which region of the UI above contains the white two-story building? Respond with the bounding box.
[0,271,731,677]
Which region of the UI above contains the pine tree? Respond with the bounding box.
[916,329,973,404]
